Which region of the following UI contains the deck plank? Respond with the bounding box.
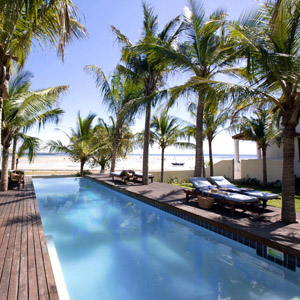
[32,187,50,300]
[27,183,39,300]
[0,192,20,299]
[7,191,24,300]
[0,177,59,300]
[29,179,59,300]
[18,187,29,300]
[0,193,15,275]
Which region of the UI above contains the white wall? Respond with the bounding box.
[267,137,300,178]
[266,143,283,159]
[152,160,234,183]
[204,160,234,181]
[241,159,283,182]
[151,170,194,183]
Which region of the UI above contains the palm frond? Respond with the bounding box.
[17,133,40,163]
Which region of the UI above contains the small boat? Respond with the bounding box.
[172,162,185,166]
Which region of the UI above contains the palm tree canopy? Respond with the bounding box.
[2,79,66,146]
[84,66,143,121]
[111,1,183,107]
[151,112,179,149]
[189,0,300,122]
[0,0,87,66]
[238,108,280,149]
[47,112,98,164]
[90,117,135,166]
[144,0,232,105]
[17,133,40,163]
[150,110,195,150]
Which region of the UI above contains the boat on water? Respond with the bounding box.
[172,162,185,166]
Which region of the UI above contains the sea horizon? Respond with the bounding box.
[29,152,257,159]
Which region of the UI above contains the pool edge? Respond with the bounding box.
[86,175,300,272]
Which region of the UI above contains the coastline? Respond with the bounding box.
[16,153,256,173]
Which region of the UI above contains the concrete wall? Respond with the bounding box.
[204,160,234,181]
[240,159,283,183]
[151,170,194,183]
[266,137,300,178]
[266,122,300,178]
[152,159,234,183]
[266,143,283,160]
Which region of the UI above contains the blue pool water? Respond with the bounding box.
[34,177,300,300]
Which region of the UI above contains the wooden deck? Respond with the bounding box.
[1,173,299,298]
[88,174,300,260]
[0,177,59,300]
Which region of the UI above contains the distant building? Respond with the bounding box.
[232,123,300,181]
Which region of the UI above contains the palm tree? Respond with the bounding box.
[187,92,228,176]
[237,108,279,187]
[47,113,97,177]
[112,2,182,184]
[7,70,34,170]
[192,0,300,223]
[203,105,227,177]
[90,118,135,173]
[0,0,86,158]
[83,67,142,172]
[150,110,193,182]
[14,134,41,170]
[1,85,65,190]
[147,0,230,177]
[89,119,114,173]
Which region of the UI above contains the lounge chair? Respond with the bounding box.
[9,170,25,189]
[110,170,135,183]
[133,172,154,183]
[184,177,258,215]
[209,176,279,208]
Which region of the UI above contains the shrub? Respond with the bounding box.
[76,170,92,177]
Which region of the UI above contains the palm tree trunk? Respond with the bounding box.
[194,93,204,177]
[262,146,267,187]
[100,163,105,174]
[1,145,10,191]
[161,147,165,182]
[142,102,151,185]
[0,60,10,166]
[208,139,213,176]
[80,160,85,177]
[281,125,296,223]
[11,136,18,170]
[110,122,122,173]
[0,97,3,166]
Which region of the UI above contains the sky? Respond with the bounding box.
[26,0,259,155]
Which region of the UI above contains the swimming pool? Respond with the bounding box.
[34,177,300,300]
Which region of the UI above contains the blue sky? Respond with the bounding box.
[26,0,259,155]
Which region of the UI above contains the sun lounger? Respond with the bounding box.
[110,170,135,183]
[209,176,279,208]
[133,172,154,183]
[110,170,154,184]
[184,177,258,215]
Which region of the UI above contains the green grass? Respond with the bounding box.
[174,182,300,212]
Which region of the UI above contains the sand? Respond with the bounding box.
[16,154,196,172]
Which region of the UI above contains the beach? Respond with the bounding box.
[15,153,256,173]
[17,154,195,172]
